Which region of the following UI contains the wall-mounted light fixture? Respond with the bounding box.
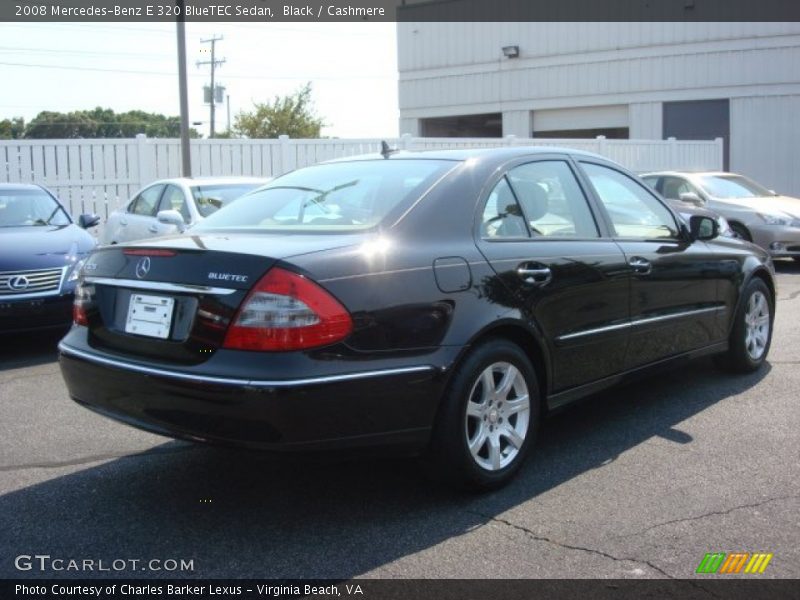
[502,45,520,58]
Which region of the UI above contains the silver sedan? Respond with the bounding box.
[642,171,800,261]
[102,176,268,245]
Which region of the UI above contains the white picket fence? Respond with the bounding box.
[0,134,723,218]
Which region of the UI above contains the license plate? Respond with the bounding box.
[125,293,175,339]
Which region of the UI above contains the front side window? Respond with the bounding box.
[191,183,261,217]
[661,177,698,201]
[582,163,679,239]
[158,185,191,222]
[481,178,528,238]
[0,189,69,227]
[129,185,164,217]
[506,161,599,238]
[195,160,455,232]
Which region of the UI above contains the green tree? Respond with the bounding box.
[233,83,325,138]
[0,117,25,139]
[21,108,199,138]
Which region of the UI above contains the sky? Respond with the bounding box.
[0,22,399,138]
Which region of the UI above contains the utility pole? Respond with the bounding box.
[175,0,191,176]
[197,35,225,138]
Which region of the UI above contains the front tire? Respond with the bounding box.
[716,278,773,373]
[425,339,541,490]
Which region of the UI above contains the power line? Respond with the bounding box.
[0,60,394,80]
[0,46,170,59]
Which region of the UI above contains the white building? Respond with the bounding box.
[397,22,800,195]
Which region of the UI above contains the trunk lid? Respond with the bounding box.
[79,233,363,363]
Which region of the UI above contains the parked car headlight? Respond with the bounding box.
[757,212,793,226]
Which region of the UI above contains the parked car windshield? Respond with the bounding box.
[697,175,773,199]
[0,188,70,227]
[195,159,455,232]
[191,183,262,217]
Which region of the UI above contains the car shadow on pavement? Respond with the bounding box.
[0,357,771,579]
[774,258,800,274]
[0,328,66,371]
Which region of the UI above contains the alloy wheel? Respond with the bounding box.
[744,290,770,361]
[464,362,530,471]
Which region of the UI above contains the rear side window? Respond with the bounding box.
[506,161,599,238]
[129,185,164,217]
[582,163,679,240]
[481,178,528,238]
[195,160,455,232]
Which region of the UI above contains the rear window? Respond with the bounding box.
[194,159,455,232]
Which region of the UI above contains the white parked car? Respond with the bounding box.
[102,177,268,245]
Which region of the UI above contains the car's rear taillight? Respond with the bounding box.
[223,267,352,351]
[73,282,94,326]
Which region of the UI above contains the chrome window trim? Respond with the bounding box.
[58,342,435,388]
[557,306,726,342]
[83,277,237,296]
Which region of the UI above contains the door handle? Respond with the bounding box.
[629,256,652,275]
[148,225,159,233]
[120,219,127,226]
[517,265,552,286]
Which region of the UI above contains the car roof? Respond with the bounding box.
[0,183,46,191]
[323,146,610,165]
[641,171,731,177]
[152,176,269,187]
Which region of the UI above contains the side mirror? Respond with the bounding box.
[689,215,719,241]
[679,191,703,206]
[157,209,186,231]
[769,189,779,196]
[78,213,100,229]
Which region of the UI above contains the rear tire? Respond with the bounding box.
[715,278,773,373]
[424,339,541,490]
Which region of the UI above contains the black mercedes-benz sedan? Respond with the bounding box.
[1,183,99,333]
[58,148,776,489]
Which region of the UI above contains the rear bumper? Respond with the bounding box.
[0,292,73,333]
[58,339,451,453]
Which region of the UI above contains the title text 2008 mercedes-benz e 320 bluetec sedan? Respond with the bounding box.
[58,148,776,489]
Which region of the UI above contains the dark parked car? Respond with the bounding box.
[0,183,98,333]
[58,148,776,489]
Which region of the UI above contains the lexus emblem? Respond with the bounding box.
[8,275,30,291]
[135,257,151,279]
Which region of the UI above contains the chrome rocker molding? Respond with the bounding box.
[556,305,727,343]
[58,342,436,388]
[83,277,238,296]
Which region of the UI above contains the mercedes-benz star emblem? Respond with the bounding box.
[135,257,151,279]
[8,275,30,291]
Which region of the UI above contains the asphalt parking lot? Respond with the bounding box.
[1,262,798,580]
